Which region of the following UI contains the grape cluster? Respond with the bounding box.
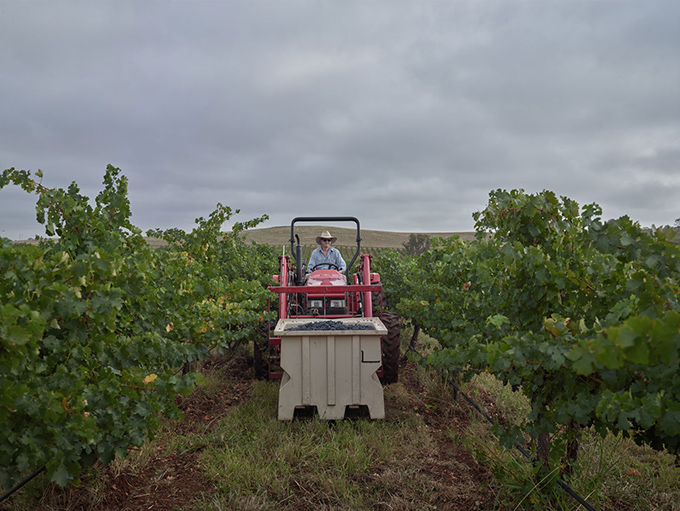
[287,320,374,331]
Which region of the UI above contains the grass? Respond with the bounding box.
[452,371,680,511]
[401,328,680,510]
[4,340,679,510]
[197,380,439,510]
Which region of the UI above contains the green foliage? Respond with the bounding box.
[381,188,680,472]
[372,249,419,309]
[0,166,276,488]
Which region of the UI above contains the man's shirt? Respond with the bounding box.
[306,246,346,273]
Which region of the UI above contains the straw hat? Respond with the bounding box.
[316,230,337,245]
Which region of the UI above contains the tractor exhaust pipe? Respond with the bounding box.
[295,234,303,285]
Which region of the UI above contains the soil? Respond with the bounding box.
[25,355,501,511]
[394,361,499,510]
[90,355,253,511]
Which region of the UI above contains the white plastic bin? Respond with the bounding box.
[273,317,387,420]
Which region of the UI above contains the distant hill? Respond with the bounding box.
[11,229,476,251]
[242,225,475,249]
[12,236,170,249]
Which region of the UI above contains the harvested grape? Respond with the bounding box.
[287,320,374,331]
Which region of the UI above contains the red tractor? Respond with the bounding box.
[255,216,400,384]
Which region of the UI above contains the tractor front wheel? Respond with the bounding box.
[380,311,400,384]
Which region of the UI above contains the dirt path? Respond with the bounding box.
[39,356,499,511]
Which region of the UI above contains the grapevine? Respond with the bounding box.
[376,189,680,477]
[0,166,276,488]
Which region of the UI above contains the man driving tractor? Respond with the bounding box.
[306,230,346,274]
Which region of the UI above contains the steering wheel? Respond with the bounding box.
[311,263,340,271]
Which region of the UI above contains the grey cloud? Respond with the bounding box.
[1,1,679,239]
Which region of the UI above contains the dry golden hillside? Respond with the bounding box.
[242,225,475,249]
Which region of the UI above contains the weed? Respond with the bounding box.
[199,380,439,510]
[6,350,677,511]
[454,371,680,510]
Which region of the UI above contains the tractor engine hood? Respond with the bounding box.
[306,269,346,287]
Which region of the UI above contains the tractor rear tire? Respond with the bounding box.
[380,311,400,384]
[253,325,269,380]
[371,287,385,318]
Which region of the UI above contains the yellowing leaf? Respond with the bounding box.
[143,374,158,384]
[166,322,174,332]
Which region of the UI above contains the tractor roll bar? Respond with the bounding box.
[290,216,362,284]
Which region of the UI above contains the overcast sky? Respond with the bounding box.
[1,1,679,240]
